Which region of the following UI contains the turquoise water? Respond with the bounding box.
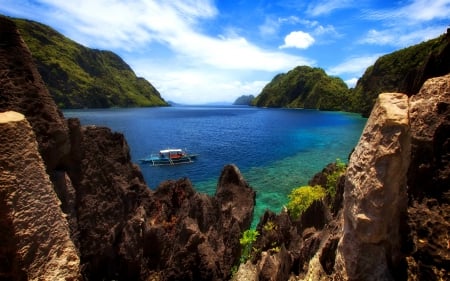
[64,106,366,225]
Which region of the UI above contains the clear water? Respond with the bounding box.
[64,105,366,225]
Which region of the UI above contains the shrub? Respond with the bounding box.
[239,229,259,263]
[325,159,347,198]
[286,185,326,220]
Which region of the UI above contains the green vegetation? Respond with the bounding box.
[239,229,259,263]
[352,31,450,116]
[325,159,347,198]
[253,31,450,116]
[233,95,255,105]
[13,18,168,108]
[286,185,326,220]
[263,220,277,232]
[252,66,351,111]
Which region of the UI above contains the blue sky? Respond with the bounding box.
[1,0,449,104]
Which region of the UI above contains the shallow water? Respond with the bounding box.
[64,105,366,225]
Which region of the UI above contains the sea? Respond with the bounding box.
[64,105,367,226]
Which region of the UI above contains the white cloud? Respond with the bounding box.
[131,62,270,104]
[327,55,381,76]
[345,78,358,88]
[0,0,315,104]
[258,16,301,37]
[364,0,450,23]
[279,31,315,49]
[307,0,354,16]
[360,27,446,47]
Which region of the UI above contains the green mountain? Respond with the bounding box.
[12,18,168,108]
[253,66,350,111]
[353,30,450,117]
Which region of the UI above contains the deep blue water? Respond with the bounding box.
[64,105,366,225]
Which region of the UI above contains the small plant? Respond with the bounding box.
[325,159,347,198]
[239,229,259,263]
[263,220,277,232]
[286,185,326,220]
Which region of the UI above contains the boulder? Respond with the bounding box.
[335,93,411,280]
[0,111,80,280]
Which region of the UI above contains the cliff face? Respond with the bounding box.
[0,17,255,280]
[234,75,449,280]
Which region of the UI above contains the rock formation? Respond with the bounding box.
[1,15,449,281]
[234,76,449,280]
[335,93,411,280]
[0,111,80,280]
[0,17,256,281]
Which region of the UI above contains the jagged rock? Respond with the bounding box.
[335,93,411,280]
[0,16,70,172]
[143,165,256,281]
[0,16,257,280]
[406,74,450,280]
[67,122,152,280]
[408,74,450,200]
[232,261,259,281]
[0,111,80,280]
[257,246,292,281]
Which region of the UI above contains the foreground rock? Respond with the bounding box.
[0,17,256,280]
[0,111,80,280]
[1,15,449,281]
[235,75,449,280]
[335,93,410,280]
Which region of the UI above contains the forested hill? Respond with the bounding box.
[12,17,168,108]
[253,30,450,116]
[252,66,351,111]
[353,30,450,117]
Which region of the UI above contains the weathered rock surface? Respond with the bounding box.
[143,165,255,280]
[1,15,449,281]
[0,16,70,172]
[405,74,450,280]
[0,111,80,280]
[0,17,256,281]
[238,75,449,281]
[335,93,411,280]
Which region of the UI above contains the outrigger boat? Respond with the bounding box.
[140,148,198,166]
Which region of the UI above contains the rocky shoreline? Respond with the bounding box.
[0,17,449,280]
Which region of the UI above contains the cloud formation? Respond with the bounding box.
[0,0,448,104]
[279,31,315,49]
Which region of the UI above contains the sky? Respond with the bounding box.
[1,0,449,104]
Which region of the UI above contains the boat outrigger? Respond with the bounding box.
[140,148,198,166]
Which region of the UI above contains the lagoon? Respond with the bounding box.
[64,105,366,224]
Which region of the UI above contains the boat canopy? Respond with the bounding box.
[160,149,183,154]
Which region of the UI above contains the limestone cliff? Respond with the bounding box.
[0,111,80,280]
[334,93,411,280]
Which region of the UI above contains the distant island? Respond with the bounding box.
[253,66,350,111]
[233,95,255,105]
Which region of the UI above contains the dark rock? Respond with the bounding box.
[141,165,255,281]
[0,17,257,280]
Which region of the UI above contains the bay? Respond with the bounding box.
[64,105,366,225]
